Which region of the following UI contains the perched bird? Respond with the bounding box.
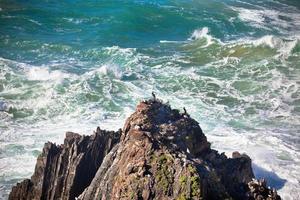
[152,92,156,101]
[96,126,101,133]
[183,107,190,118]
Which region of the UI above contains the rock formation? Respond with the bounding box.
[247,179,281,200]
[9,99,281,200]
[9,129,121,200]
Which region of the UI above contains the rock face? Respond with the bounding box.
[247,179,281,200]
[9,99,281,200]
[9,129,121,200]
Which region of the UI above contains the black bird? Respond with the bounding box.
[183,107,190,117]
[152,92,156,101]
[96,126,101,133]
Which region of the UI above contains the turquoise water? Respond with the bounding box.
[0,0,299,199]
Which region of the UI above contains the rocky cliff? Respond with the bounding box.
[9,99,281,200]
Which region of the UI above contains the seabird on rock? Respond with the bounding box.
[183,107,190,118]
[151,92,156,101]
[96,126,101,133]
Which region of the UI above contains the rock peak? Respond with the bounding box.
[9,99,281,200]
[122,99,210,156]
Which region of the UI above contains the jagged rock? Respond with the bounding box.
[9,129,121,200]
[9,99,281,200]
[247,179,281,200]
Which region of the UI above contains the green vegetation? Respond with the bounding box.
[177,176,189,200]
[177,165,201,200]
[188,165,201,198]
[129,191,135,200]
[179,175,187,185]
[188,165,197,174]
[191,176,200,197]
[154,153,174,195]
[176,193,188,200]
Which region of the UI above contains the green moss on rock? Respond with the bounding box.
[154,153,174,195]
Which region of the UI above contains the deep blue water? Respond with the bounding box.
[0,0,300,199]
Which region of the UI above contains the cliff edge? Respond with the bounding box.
[9,99,281,200]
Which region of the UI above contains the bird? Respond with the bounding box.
[96,126,101,133]
[183,107,187,114]
[181,107,190,118]
[183,107,190,118]
[152,92,156,101]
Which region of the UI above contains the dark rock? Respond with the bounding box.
[9,129,121,200]
[9,179,33,200]
[247,179,281,200]
[9,99,281,200]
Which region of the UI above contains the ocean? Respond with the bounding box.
[0,0,299,199]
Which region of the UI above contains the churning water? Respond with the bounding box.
[0,0,299,199]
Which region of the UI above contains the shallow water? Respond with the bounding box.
[0,0,299,199]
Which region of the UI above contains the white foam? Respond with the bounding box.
[98,64,123,79]
[190,27,209,40]
[250,35,299,54]
[102,46,136,57]
[159,40,182,44]
[63,17,86,24]
[230,5,300,34]
[231,6,265,26]
[0,101,11,112]
[252,35,279,48]
[189,27,215,48]
[227,35,299,59]
[205,123,300,199]
[0,155,36,178]
[27,19,42,26]
[25,67,69,82]
[83,63,123,80]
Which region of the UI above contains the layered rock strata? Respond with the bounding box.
[9,129,121,200]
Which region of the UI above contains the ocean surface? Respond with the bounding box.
[0,0,299,199]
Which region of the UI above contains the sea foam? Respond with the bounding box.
[189,27,215,47]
